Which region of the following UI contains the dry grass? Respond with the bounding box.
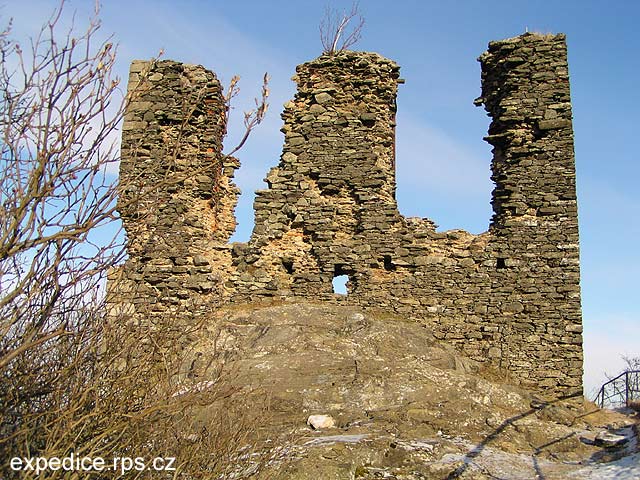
[1,284,276,478]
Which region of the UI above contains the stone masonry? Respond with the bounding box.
[114,33,583,397]
[115,60,238,323]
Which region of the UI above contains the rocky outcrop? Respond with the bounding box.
[182,302,636,480]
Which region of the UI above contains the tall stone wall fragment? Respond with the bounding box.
[478,33,583,392]
[116,60,238,323]
[231,51,406,297]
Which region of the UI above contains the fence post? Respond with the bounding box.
[626,371,629,407]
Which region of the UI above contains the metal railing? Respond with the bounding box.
[595,370,640,409]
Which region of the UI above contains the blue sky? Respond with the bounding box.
[4,0,638,398]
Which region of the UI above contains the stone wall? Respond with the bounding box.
[114,33,583,397]
[479,34,582,393]
[115,60,237,324]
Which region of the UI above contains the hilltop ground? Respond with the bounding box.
[181,301,639,479]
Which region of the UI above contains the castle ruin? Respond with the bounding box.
[115,33,583,397]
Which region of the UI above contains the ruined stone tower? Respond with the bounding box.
[114,33,582,397]
[235,51,406,297]
[478,34,582,392]
[116,60,238,321]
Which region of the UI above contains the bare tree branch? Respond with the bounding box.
[224,72,270,158]
[319,2,365,55]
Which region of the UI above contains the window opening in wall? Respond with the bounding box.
[332,275,348,295]
[496,258,507,269]
[282,257,294,274]
[383,255,396,272]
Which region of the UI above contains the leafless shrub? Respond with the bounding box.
[319,2,365,55]
[604,355,640,382]
[621,355,640,371]
[0,0,124,423]
[0,2,272,477]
